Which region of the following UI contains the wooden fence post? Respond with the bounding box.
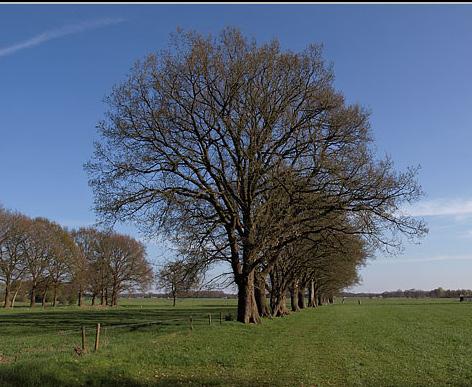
[94,323,101,352]
[208,313,212,325]
[81,326,86,352]
[189,316,193,331]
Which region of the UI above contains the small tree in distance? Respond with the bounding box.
[156,260,201,306]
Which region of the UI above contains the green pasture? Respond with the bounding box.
[0,297,471,386]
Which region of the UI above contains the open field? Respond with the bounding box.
[1,297,472,386]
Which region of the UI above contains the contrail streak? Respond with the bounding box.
[0,18,124,58]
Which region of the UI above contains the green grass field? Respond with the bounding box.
[1,297,472,386]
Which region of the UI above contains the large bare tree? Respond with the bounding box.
[87,28,426,323]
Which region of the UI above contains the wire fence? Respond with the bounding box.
[0,309,236,361]
[56,311,230,335]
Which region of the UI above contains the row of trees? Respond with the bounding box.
[87,28,427,323]
[344,288,472,299]
[0,207,152,308]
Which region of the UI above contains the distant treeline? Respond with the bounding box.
[342,287,472,299]
[0,207,153,308]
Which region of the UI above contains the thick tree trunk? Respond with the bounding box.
[105,287,109,306]
[236,271,260,324]
[254,271,270,317]
[308,281,317,307]
[317,294,323,306]
[172,292,176,307]
[100,288,105,306]
[272,292,290,317]
[297,286,305,309]
[290,282,300,312]
[92,293,96,306]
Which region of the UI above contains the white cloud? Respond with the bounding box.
[459,229,472,239]
[403,198,472,217]
[0,18,124,58]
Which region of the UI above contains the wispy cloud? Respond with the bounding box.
[459,229,472,239]
[0,18,124,58]
[403,198,472,218]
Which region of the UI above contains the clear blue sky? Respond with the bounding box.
[1,4,472,292]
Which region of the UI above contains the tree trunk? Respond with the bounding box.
[110,288,116,307]
[290,282,300,312]
[272,292,290,317]
[92,293,96,306]
[30,285,36,307]
[3,281,11,308]
[100,288,105,306]
[172,292,176,307]
[78,288,83,307]
[297,286,305,309]
[317,294,323,306]
[113,283,120,306]
[236,270,260,324]
[308,281,316,307]
[105,287,109,306]
[254,271,270,317]
[52,285,58,307]
[11,286,20,308]
[269,272,277,314]
[41,288,47,307]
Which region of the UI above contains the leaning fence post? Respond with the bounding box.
[189,316,193,331]
[208,313,212,325]
[94,323,101,352]
[81,326,86,352]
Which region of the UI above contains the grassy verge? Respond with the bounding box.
[1,298,472,386]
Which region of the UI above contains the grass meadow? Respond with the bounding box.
[0,297,471,386]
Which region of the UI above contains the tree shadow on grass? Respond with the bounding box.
[0,365,144,387]
[0,363,274,387]
[0,306,238,335]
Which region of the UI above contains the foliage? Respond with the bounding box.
[87,28,427,323]
[0,209,153,308]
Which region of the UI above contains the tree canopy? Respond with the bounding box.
[87,28,427,323]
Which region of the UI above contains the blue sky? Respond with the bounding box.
[1,4,472,292]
